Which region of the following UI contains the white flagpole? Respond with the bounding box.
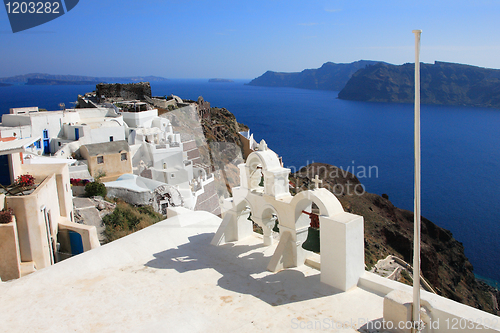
[412,29,422,333]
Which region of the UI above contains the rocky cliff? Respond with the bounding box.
[338,61,500,108]
[200,107,248,196]
[248,60,381,91]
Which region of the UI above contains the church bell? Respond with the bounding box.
[302,227,320,253]
[272,219,279,233]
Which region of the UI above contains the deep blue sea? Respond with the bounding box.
[1,80,499,287]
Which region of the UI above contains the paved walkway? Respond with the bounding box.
[73,197,107,242]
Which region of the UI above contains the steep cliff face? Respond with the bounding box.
[248,60,381,91]
[201,107,248,146]
[338,61,500,108]
[200,107,248,195]
[292,163,499,315]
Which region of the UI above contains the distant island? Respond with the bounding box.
[338,61,500,108]
[0,73,169,85]
[209,78,234,83]
[0,83,11,87]
[26,78,99,86]
[249,60,500,109]
[247,60,382,91]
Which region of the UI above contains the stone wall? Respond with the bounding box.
[96,82,152,102]
[193,179,221,216]
[197,96,211,120]
[145,96,177,109]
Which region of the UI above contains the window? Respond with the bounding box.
[121,153,127,161]
[58,142,61,147]
[97,156,104,164]
[109,136,114,142]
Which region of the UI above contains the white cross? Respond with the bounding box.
[312,175,322,189]
[258,139,268,151]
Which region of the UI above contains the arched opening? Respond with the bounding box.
[248,164,264,191]
[235,199,258,234]
[290,190,345,254]
[292,190,343,223]
[261,206,280,238]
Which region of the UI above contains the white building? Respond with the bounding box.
[0,100,219,215]
[121,106,213,211]
[0,106,126,157]
[120,102,158,128]
[0,138,100,281]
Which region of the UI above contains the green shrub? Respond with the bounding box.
[102,202,164,242]
[84,181,107,197]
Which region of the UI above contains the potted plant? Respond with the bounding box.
[14,174,35,188]
[0,208,13,224]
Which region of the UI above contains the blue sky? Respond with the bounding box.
[1,0,499,79]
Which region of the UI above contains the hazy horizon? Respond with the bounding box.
[2,59,500,81]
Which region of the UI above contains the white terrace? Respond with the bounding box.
[0,144,498,333]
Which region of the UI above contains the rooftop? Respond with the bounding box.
[0,209,383,332]
[0,137,40,155]
[82,140,129,156]
[104,173,165,192]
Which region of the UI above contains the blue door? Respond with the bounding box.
[0,155,9,186]
[75,128,80,140]
[68,231,84,255]
[43,129,50,154]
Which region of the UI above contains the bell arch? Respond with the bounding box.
[212,140,365,291]
[234,197,254,215]
[244,148,282,191]
[257,204,281,245]
[267,188,346,273]
[261,204,280,223]
[245,150,281,172]
[291,189,344,222]
[211,197,255,246]
[242,143,291,199]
